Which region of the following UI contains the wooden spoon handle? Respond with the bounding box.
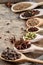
[38,2,43,6]
[26,57,43,64]
[36,22,43,27]
[34,45,43,51]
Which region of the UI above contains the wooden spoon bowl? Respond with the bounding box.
[26,18,43,28]
[11,2,43,12]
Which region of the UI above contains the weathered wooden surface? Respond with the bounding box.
[0,4,43,65]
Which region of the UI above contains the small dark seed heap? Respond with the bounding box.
[10,36,16,44]
[5,2,12,8]
[10,37,31,50]
[22,10,40,17]
[28,27,38,32]
[15,38,31,50]
[1,47,21,60]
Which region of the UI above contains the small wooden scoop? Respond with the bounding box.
[11,2,43,12]
[17,44,43,53]
[27,26,43,33]
[0,47,43,64]
[26,18,43,27]
[20,9,43,20]
[23,34,43,43]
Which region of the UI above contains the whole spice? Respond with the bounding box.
[10,37,31,50]
[1,47,21,60]
[5,2,12,8]
[22,10,40,17]
[0,37,1,39]
[6,23,10,25]
[23,32,36,40]
[6,31,10,33]
[10,36,16,44]
[15,38,31,50]
[27,27,38,32]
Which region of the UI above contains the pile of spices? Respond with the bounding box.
[22,10,40,17]
[13,3,32,10]
[1,47,21,60]
[26,18,39,27]
[10,37,31,50]
[15,38,31,50]
[23,32,36,40]
[27,27,39,32]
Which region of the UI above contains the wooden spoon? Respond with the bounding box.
[16,44,43,53]
[11,2,43,12]
[23,34,43,42]
[27,26,43,33]
[0,47,43,64]
[20,9,43,20]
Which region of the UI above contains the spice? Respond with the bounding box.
[5,2,12,8]
[22,10,40,17]
[6,23,10,25]
[10,37,31,50]
[21,28,26,32]
[6,31,10,33]
[26,18,39,27]
[0,37,1,39]
[15,38,31,50]
[23,32,36,40]
[10,36,16,44]
[27,27,38,32]
[1,47,21,60]
[13,3,32,10]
